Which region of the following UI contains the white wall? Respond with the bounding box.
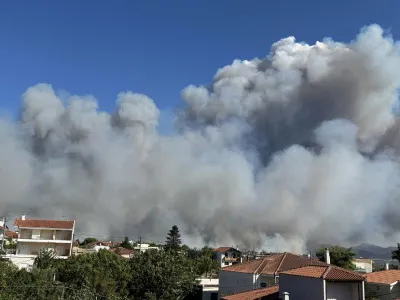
[17,242,70,256]
[279,274,324,300]
[326,281,361,300]
[353,261,373,273]
[218,271,255,299]
[8,256,35,270]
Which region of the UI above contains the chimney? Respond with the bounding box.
[386,263,389,270]
[283,292,289,300]
[325,248,330,264]
[21,214,26,221]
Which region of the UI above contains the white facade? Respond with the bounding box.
[198,278,219,300]
[213,248,242,268]
[353,259,373,273]
[279,273,365,300]
[133,243,159,253]
[6,220,75,269]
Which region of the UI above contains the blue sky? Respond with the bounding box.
[0,0,399,132]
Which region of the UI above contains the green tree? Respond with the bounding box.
[392,243,400,263]
[34,248,56,269]
[56,250,131,299]
[165,225,182,252]
[128,249,198,299]
[315,246,356,270]
[119,236,133,250]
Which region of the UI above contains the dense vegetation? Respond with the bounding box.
[0,225,218,300]
[315,245,356,270]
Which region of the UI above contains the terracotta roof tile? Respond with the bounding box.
[221,286,279,300]
[14,218,74,229]
[214,247,239,253]
[110,247,134,256]
[222,252,327,275]
[87,241,113,248]
[280,265,365,281]
[0,227,18,239]
[364,270,400,285]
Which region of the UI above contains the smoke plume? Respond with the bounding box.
[2,24,400,252]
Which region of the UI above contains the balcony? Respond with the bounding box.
[18,230,72,242]
[223,257,240,262]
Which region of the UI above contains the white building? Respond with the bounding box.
[86,241,113,252]
[279,264,366,300]
[5,215,75,269]
[198,278,219,300]
[133,243,160,253]
[353,258,373,273]
[218,252,327,298]
[364,269,400,300]
[213,247,242,268]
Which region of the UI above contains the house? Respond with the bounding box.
[219,252,327,298]
[213,247,243,268]
[364,269,400,300]
[353,258,373,273]
[220,286,279,300]
[86,241,113,252]
[197,278,219,300]
[0,226,18,255]
[279,264,366,300]
[133,243,160,253]
[6,215,75,269]
[110,247,134,259]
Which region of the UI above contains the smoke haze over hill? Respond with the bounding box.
[2,24,400,252]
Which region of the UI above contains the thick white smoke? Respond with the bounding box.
[2,24,400,252]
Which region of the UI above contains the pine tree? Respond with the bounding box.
[165,225,182,252]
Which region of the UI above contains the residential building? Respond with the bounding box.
[86,241,113,252]
[110,247,134,259]
[218,252,327,298]
[213,247,243,268]
[7,215,75,269]
[133,243,160,253]
[197,278,219,300]
[279,265,365,300]
[364,269,400,300]
[353,258,373,273]
[220,286,279,300]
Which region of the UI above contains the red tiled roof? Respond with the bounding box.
[14,218,74,229]
[280,265,365,281]
[87,241,113,248]
[222,252,327,275]
[364,270,400,285]
[110,247,134,256]
[0,227,18,239]
[214,247,240,253]
[221,286,279,300]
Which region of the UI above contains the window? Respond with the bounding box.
[224,262,229,266]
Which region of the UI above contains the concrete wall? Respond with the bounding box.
[218,271,255,299]
[279,274,324,300]
[326,281,361,300]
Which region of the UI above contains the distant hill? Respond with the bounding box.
[311,243,397,261]
[352,243,396,260]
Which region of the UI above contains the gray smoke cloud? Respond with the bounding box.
[2,24,400,253]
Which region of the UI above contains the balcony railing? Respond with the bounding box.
[19,235,71,241]
[223,257,240,262]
